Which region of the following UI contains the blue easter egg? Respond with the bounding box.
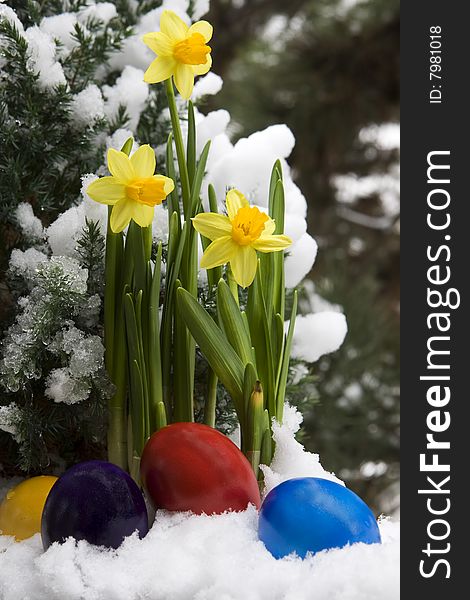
[41,460,148,550]
[259,477,381,558]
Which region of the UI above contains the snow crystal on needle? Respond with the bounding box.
[9,248,48,281]
[14,203,44,242]
[103,66,149,131]
[24,26,66,89]
[0,4,24,34]
[39,13,78,56]
[78,2,117,26]
[46,206,86,258]
[261,404,344,495]
[290,312,348,363]
[70,84,105,126]
[0,403,22,440]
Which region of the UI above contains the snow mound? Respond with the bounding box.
[0,408,398,599]
[261,404,344,495]
[290,312,348,363]
[0,508,399,600]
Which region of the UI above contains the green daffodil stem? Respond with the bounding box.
[204,368,218,428]
[165,78,191,216]
[104,206,127,469]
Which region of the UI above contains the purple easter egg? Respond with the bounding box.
[41,461,148,550]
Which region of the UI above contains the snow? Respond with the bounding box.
[0,4,24,34]
[284,233,318,289]
[0,406,399,599]
[46,196,107,259]
[290,312,348,363]
[103,66,149,131]
[205,124,307,219]
[24,26,66,89]
[191,0,211,20]
[0,402,22,440]
[195,109,231,159]
[70,84,105,127]
[261,404,344,495]
[14,203,44,243]
[45,367,91,405]
[9,248,48,281]
[358,123,400,151]
[151,204,170,244]
[46,206,86,258]
[39,13,78,56]
[78,2,117,26]
[193,73,224,101]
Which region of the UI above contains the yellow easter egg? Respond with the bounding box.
[0,476,58,541]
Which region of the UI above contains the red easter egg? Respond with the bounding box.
[140,423,261,514]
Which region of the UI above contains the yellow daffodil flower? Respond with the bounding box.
[192,190,292,288]
[87,145,174,233]
[142,10,213,100]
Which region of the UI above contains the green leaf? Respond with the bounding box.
[148,244,164,432]
[176,287,245,408]
[157,401,167,429]
[276,290,298,420]
[242,362,258,434]
[189,140,211,218]
[173,280,194,422]
[208,184,218,212]
[129,359,145,455]
[246,381,264,476]
[260,411,273,468]
[217,279,255,367]
[247,263,275,416]
[120,137,134,156]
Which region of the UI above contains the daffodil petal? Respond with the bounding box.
[230,246,258,289]
[160,10,188,41]
[226,189,249,221]
[142,31,173,56]
[110,200,134,233]
[262,217,276,236]
[193,54,212,76]
[132,203,155,228]
[86,177,126,205]
[153,175,175,196]
[130,145,156,178]
[174,63,194,99]
[188,21,213,42]
[192,213,232,240]
[252,234,292,252]
[144,56,176,83]
[107,148,135,183]
[200,236,236,269]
